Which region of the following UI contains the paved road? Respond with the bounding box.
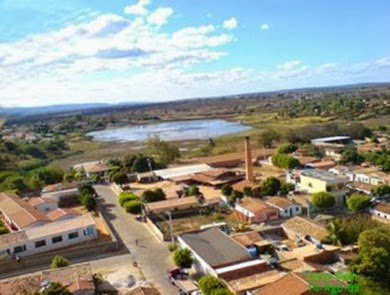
[94,184,177,295]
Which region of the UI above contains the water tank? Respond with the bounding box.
[247,246,258,257]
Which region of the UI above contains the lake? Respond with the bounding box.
[87,119,252,142]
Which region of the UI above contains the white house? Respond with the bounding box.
[41,182,79,199]
[177,227,254,277]
[370,203,390,221]
[0,215,97,258]
[265,196,302,218]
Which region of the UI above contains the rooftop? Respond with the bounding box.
[0,192,51,229]
[146,196,200,213]
[46,208,80,221]
[0,230,28,248]
[265,196,297,209]
[300,169,349,184]
[25,214,95,240]
[179,227,251,268]
[0,264,94,295]
[231,231,271,247]
[27,197,58,207]
[42,182,78,193]
[153,164,212,180]
[373,202,390,214]
[281,216,328,242]
[236,198,272,214]
[311,136,351,143]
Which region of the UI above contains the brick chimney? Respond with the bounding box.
[245,136,254,182]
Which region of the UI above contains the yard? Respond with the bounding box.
[154,208,245,236]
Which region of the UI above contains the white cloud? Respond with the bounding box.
[260,23,270,30]
[147,7,173,26]
[124,0,151,15]
[223,17,238,30]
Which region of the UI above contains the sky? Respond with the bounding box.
[0,0,389,107]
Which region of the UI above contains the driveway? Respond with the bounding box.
[94,184,177,295]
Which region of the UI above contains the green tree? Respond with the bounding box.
[310,191,335,209]
[372,185,390,198]
[80,194,96,211]
[111,172,129,184]
[142,189,166,202]
[34,166,64,185]
[172,248,193,269]
[184,185,200,196]
[279,183,295,195]
[145,135,180,166]
[124,200,143,214]
[258,129,280,148]
[277,143,298,154]
[340,146,364,165]
[221,184,233,197]
[243,186,253,197]
[119,191,138,207]
[260,176,281,196]
[325,219,345,246]
[38,282,71,295]
[131,155,156,172]
[51,255,70,268]
[347,194,371,212]
[271,153,301,169]
[199,275,232,295]
[23,144,47,159]
[3,176,28,193]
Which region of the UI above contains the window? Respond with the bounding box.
[68,232,79,239]
[52,236,63,244]
[296,207,299,211]
[35,240,46,248]
[14,245,27,253]
[285,209,288,214]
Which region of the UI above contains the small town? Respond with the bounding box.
[0,131,389,294]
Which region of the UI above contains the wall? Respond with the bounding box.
[279,205,302,217]
[42,188,78,199]
[300,176,326,193]
[111,183,123,196]
[144,216,167,241]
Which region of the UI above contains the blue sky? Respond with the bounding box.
[0,0,389,107]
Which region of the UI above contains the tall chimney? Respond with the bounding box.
[245,136,254,182]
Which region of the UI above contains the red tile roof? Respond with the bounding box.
[46,208,80,221]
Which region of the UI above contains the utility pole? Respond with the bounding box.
[166,211,174,242]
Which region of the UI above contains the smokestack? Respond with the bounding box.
[245,136,254,182]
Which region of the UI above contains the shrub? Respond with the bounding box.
[124,200,142,214]
[199,275,233,295]
[168,243,178,252]
[51,255,70,268]
[243,186,253,197]
[142,189,166,203]
[111,172,129,184]
[260,176,281,196]
[280,183,295,195]
[39,282,71,295]
[119,191,138,207]
[221,184,233,197]
[80,194,96,211]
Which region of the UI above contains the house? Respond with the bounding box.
[370,202,390,221]
[0,215,97,258]
[306,160,337,170]
[298,169,349,207]
[0,264,95,295]
[74,161,111,178]
[178,227,259,276]
[27,197,58,213]
[265,196,302,217]
[41,182,79,206]
[352,166,389,186]
[311,136,353,161]
[234,198,279,224]
[281,216,329,244]
[0,192,51,230]
[253,272,349,295]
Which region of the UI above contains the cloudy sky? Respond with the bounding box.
[0,0,389,107]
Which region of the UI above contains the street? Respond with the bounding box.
[94,184,178,295]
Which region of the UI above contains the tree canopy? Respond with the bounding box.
[172,248,193,269]
[271,153,301,169]
[51,255,70,268]
[310,191,335,209]
[346,194,371,212]
[260,176,281,196]
[199,275,233,295]
[145,135,180,166]
[142,188,166,203]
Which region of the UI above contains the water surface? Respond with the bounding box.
[87,119,252,142]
